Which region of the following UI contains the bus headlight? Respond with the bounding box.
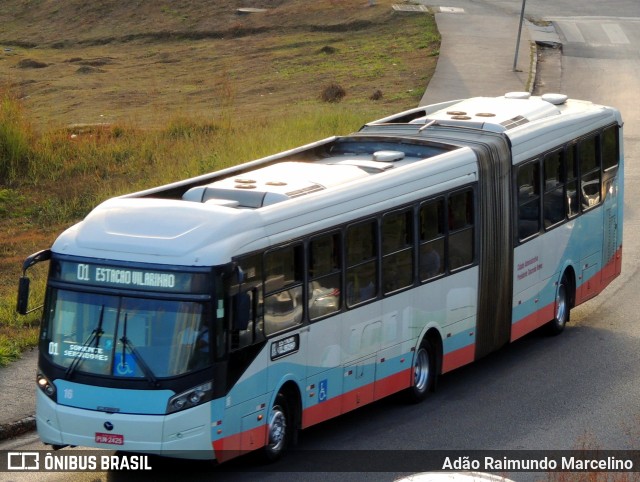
[167,382,212,414]
[37,372,57,401]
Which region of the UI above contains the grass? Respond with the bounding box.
[0,0,440,364]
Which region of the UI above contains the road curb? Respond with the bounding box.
[0,416,36,442]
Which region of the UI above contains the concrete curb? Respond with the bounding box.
[0,416,36,442]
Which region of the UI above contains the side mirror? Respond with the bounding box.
[16,249,51,316]
[16,276,30,315]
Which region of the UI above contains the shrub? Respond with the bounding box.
[320,82,346,103]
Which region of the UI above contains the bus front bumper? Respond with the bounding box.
[36,390,215,460]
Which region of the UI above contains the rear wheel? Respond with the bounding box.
[406,339,435,403]
[547,275,570,335]
[262,392,291,462]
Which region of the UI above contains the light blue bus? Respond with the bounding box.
[18,92,623,462]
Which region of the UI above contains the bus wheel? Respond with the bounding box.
[406,340,435,403]
[263,392,291,462]
[547,276,570,335]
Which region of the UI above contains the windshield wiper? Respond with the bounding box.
[65,305,105,379]
[119,313,159,387]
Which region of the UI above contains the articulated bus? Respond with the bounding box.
[18,92,623,462]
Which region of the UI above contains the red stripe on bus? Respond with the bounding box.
[212,424,268,463]
[302,393,343,428]
[510,301,555,342]
[302,368,412,428]
[373,368,412,400]
[442,343,475,373]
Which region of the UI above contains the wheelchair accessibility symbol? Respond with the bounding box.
[113,353,135,376]
[318,379,328,403]
[116,361,133,375]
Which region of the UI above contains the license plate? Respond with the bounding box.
[95,432,124,445]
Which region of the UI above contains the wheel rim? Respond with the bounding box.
[414,347,430,393]
[267,405,287,453]
[556,284,567,325]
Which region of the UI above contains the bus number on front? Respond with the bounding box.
[77,263,90,281]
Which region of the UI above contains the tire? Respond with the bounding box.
[406,340,435,403]
[547,275,570,335]
[262,392,291,462]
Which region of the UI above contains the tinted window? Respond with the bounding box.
[308,233,341,319]
[517,161,540,240]
[382,209,414,293]
[346,220,377,306]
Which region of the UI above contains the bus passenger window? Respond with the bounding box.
[566,144,579,218]
[602,125,619,171]
[346,220,378,306]
[308,232,341,319]
[235,253,264,348]
[517,162,540,240]
[448,190,474,269]
[264,245,304,335]
[543,150,565,229]
[579,135,601,210]
[382,209,414,294]
[419,199,445,281]
[449,190,474,270]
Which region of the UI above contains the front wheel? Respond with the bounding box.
[547,276,570,335]
[406,340,435,403]
[262,393,291,462]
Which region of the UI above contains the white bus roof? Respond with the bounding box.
[52,93,621,266]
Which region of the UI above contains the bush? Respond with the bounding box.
[320,83,346,103]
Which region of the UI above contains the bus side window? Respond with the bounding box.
[308,232,341,320]
[543,150,565,229]
[346,220,378,307]
[264,244,304,335]
[419,198,445,281]
[235,254,264,349]
[566,144,580,218]
[602,125,619,171]
[517,161,541,241]
[579,134,601,210]
[448,189,474,269]
[382,209,414,294]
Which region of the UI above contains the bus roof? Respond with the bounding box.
[52,93,621,266]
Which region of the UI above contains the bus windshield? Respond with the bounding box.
[40,289,213,379]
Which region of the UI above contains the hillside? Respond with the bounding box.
[0,0,439,129]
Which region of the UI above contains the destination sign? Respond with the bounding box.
[51,260,211,294]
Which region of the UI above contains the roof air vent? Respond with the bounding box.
[505,92,531,99]
[372,150,405,162]
[541,93,568,105]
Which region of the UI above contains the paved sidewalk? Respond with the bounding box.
[0,348,38,440]
[0,1,545,442]
[420,8,534,105]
